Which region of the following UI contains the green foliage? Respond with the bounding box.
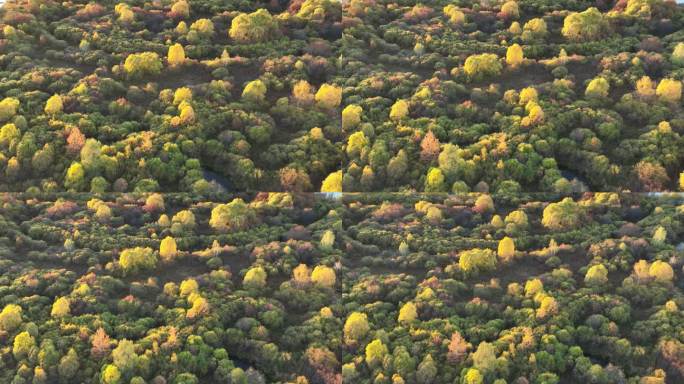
[464,53,502,80]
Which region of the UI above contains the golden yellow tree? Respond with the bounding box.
[51,297,70,318]
[45,94,63,115]
[159,236,177,261]
[167,43,186,66]
[342,104,362,130]
[656,78,682,103]
[315,84,342,109]
[390,99,409,121]
[321,170,342,192]
[497,237,515,262]
[292,264,311,285]
[506,44,523,67]
[311,265,336,288]
[398,302,418,324]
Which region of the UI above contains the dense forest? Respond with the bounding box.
[340,0,684,192]
[1,0,684,383]
[0,0,343,192]
[0,192,683,383]
[1,0,684,192]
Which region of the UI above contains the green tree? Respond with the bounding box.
[562,8,607,42]
[124,52,162,78]
[229,9,278,43]
[119,247,157,275]
[209,198,256,232]
[112,339,138,374]
[58,348,79,379]
[459,249,497,275]
[541,198,583,230]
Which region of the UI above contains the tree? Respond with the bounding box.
[321,170,342,192]
[124,52,162,78]
[586,77,610,98]
[44,94,63,115]
[229,9,278,43]
[506,44,524,67]
[58,348,79,379]
[447,332,469,363]
[293,264,311,285]
[320,230,335,250]
[0,123,20,147]
[635,161,669,191]
[292,80,314,105]
[656,78,682,103]
[51,297,70,318]
[170,0,189,18]
[180,278,199,296]
[443,5,465,24]
[119,247,157,275]
[347,131,368,158]
[464,53,502,80]
[474,194,494,213]
[365,339,388,367]
[398,302,418,324]
[420,131,440,163]
[242,79,267,102]
[344,312,369,344]
[167,43,186,66]
[649,261,674,283]
[209,198,256,232]
[91,327,111,359]
[342,104,362,130]
[315,84,342,109]
[425,168,446,192]
[0,304,22,331]
[13,331,35,360]
[311,265,336,288]
[390,99,409,121]
[672,42,684,66]
[416,354,437,384]
[541,198,582,230]
[102,364,121,384]
[459,248,497,275]
[190,18,214,37]
[0,97,20,122]
[537,295,559,319]
[472,342,497,374]
[500,1,519,20]
[585,264,608,286]
[562,8,607,42]
[159,236,178,261]
[636,76,656,99]
[464,369,483,384]
[497,237,515,262]
[65,162,86,191]
[112,339,138,373]
[243,266,267,289]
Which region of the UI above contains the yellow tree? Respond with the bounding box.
[398,302,418,324]
[343,312,369,344]
[45,94,63,115]
[51,297,70,318]
[167,43,186,66]
[497,236,515,262]
[656,78,682,103]
[311,265,336,288]
[242,79,267,102]
[292,264,311,285]
[229,9,278,43]
[315,84,342,109]
[390,99,409,121]
[506,44,524,67]
[342,104,362,130]
[321,170,342,192]
[243,266,267,289]
[159,236,178,261]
